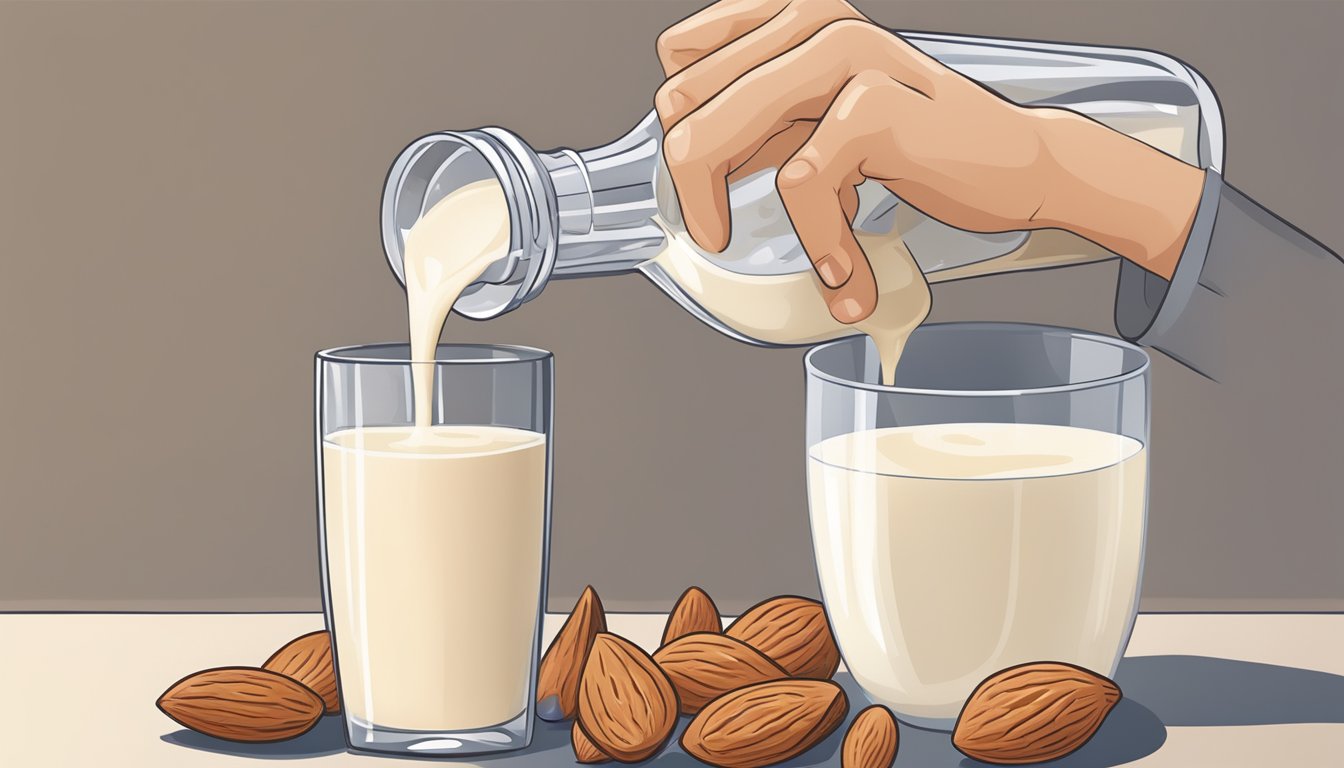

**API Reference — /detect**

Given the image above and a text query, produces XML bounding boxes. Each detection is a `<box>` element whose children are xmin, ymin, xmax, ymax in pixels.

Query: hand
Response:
<box><xmin>655</xmin><ymin>0</ymin><xmax>1205</xmax><ymax>323</ymax></box>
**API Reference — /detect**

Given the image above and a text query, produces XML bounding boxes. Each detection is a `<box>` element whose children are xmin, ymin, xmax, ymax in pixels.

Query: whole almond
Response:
<box><xmin>537</xmin><ymin>585</ymin><xmax>607</xmax><ymax>721</ymax></box>
<box><xmin>577</xmin><ymin>633</ymin><xmax>679</xmax><ymax>763</ymax></box>
<box><xmin>725</xmin><ymin>596</ymin><xmax>840</xmax><ymax>679</ymax></box>
<box><xmin>653</xmin><ymin>633</ymin><xmax>787</xmax><ymax>714</ymax></box>
<box><xmin>157</xmin><ymin>667</ymin><xmax>324</xmax><ymax>742</ymax></box>
<box><xmin>953</xmin><ymin>662</ymin><xmax>1121</xmax><ymax>765</ymax></box>
<box><xmin>572</xmin><ymin>721</ymin><xmax>611</xmax><ymax>764</ymax></box>
<box><xmin>842</xmin><ymin>705</ymin><xmax>899</xmax><ymax>768</ymax></box>
<box><xmin>681</xmin><ymin>679</ymin><xmax>848</xmax><ymax>768</ymax></box>
<box><xmin>662</xmin><ymin>586</ymin><xmax>722</xmax><ymax>646</ymax></box>
<box><xmin>263</xmin><ymin>630</ymin><xmax>339</xmax><ymax>714</ymax></box>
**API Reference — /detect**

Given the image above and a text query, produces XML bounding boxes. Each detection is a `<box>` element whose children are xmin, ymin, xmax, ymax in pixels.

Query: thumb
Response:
<box><xmin>775</xmin><ymin>140</ymin><xmax>876</xmax><ymax>325</ymax></box>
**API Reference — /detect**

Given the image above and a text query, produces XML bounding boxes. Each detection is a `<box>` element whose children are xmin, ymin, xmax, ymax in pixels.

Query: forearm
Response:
<box><xmin>1029</xmin><ymin>108</ymin><xmax>1205</xmax><ymax>280</ymax></box>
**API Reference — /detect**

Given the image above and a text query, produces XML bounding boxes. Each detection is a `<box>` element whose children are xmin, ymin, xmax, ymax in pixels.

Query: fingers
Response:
<box><xmin>777</xmin><ymin>73</ymin><xmax>910</xmax><ymax>324</ymax></box>
<box><xmin>662</xmin><ymin>21</ymin><xmax>867</xmax><ymax>252</ymax></box>
<box><xmin>657</xmin><ymin>0</ymin><xmax>789</xmax><ymax>76</ymax></box>
<box><xmin>655</xmin><ymin>1</ymin><xmax>864</xmax><ymax>129</ymax></box>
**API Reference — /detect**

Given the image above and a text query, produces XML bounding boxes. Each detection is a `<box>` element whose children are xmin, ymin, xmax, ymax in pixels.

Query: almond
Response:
<box><xmin>577</xmin><ymin>633</ymin><xmax>678</xmax><ymax>763</ymax></box>
<box><xmin>653</xmin><ymin>633</ymin><xmax>787</xmax><ymax>714</ymax></box>
<box><xmin>725</xmin><ymin>596</ymin><xmax>840</xmax><ymax>679</ymax></box>
<box><xmin>572</xmin><ymin>720</ymin><xmax>611</xmax><ymax>764</ymax></box>
<box><xmin>953</xmin><ymin>662</ymin><xmax>1121</xmax><ymax>765</ymax></box>
<box><xmin>842</xmin><ymin>705</ymin><xmax>899</xmax><ymax>768</ymax></box>
<box><xmin>681</xmin><ymin>679</ymin><xmax>848</xmax><ymax>768</ymax></box>
<box><xmin>157</xmin><ymin>667</ymin><xmax>324</xmax><ymax>742</ymax></box>
<box><xmin>538</xmin><ymin>585</ymin><xmax>607</xmax><ymax>721</ymax></box>
<box><xmin>662</xmin><ymin>586</ymin><xmax>722</xmax><ymax>645</ymax></box>
<box><xmin>263</xmin><ymin>630</ymin><xmax>339</xmax><ymax>714</ymax></box>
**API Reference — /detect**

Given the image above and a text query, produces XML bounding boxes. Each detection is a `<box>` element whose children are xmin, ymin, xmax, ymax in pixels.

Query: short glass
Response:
<box><xmin>805</xmin><ymin>323</ymin><xmax>1149</xmax><ymax>730</ymax></box>
<box><xmin>316</xmin><ymin>343</ymin><xmax>553</xmax><ymax>756</ymax></box>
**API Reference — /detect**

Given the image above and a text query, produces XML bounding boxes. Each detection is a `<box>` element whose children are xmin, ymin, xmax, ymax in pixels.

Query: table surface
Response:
<box><xmin>3</xmin><ymin>612</ymin><xmax>1342</xmax><ymax>767</ymax></box>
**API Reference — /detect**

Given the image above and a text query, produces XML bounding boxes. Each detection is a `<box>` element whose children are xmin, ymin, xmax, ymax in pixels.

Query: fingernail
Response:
<box><xmin>815</xmin><ymin>254</ymin><xmax>847</xmax><ymax>288</ymax></box>
<box><xmin>834</xmin><ymin>297</ymin><xmax>866</xmax><ymax>323</ymax></box>
<box><xmin>777</xmin><ymin>158</ymin><xmax>816</xmax><ymax>186</ymax></box>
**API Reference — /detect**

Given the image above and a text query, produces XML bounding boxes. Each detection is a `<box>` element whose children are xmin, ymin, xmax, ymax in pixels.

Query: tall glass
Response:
<box><xmin>316</xmin><ymin>343</ymin><xmax>553</xmax><ymax>757</ymax></box>
<box><xmin>805</xmin><ymin>323</ymin><xmax>1149</xmax><ymax>730</ymax></box>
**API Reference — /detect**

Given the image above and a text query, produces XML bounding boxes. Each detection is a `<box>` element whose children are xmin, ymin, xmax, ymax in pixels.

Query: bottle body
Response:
<box><xmin>381</xmin><ymin>31</ymin><xmax>1223</xmax><ymax>346</ymax></box>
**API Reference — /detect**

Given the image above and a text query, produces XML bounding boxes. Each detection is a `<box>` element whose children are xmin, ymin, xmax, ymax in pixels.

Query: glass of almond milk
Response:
<box><xmin>316</xmin><ymin>343</ymin><xmax>552</xmax><ymax>756</ymax></box>
<box><xmin>805</xmin><ymin>323</ymin><xmax>1149</xmax><ymax>730</ymax></box>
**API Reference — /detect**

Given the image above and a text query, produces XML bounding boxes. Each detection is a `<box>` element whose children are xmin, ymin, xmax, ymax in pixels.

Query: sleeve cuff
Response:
<box><xmin>1114</xmin><ymin>168</ymin><xmax>1223</xmax><ymax>343</ymax></box>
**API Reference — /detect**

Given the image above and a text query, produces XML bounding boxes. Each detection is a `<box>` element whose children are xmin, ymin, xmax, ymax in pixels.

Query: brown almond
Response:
<box><xmin>157</xmin><ymin>667</ymin><xmax>324</xmax><ymax>743</ymax></box>
<box><xmin>263</xmin><ymin>630</ymin><xmax>340</xmax><ymax>714</ymax></box>
<box><xmin>842</xmin><ymin>705</ymin><xmax>899</xmax><ymax>768</ymax></box>
<box><xmin>725</xmin><ymin>596</ymin><xmax>840</xmax><ymax>679</ymax></box>
<box><xmin>953</xmin><ymin>661</ymin><xmax>1121</xmax><ymax>765</ymax></box>
<box><xmin>653</xmin><ymin>633</ymin><xmax>787</xmax><ymax>714</ymax></box>
<box><xmin>577</xmin><ymin>633</ymin><xmax>678</xmax><ymax>763</ymax></box>
<box><xmin>572</xmin><ymin>720</ymin><xmax>611</xmax><ymax>764</ymax></box>
<box><xmin>681</xmin><ymin>679</ymin><xmax>848</xmax><ymax>768</ymax></box>
<box><xmin>662</xmin><ymin>586</ymin><xmax>722</xmax><ymax>646</ymax></box>
<box><xmin>537</xmin><ymin>585</ymin><xmax>607</xmax><ymax>721</ymax></box>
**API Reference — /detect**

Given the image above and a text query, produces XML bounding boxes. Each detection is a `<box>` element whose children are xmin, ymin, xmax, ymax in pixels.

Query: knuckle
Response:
<box><xmin>816</xmin><ymin>17</ymin><xmax>876</xmax><ymax>49</ymax></box>
<box><xmin>655</xmin><ymin>26</ymin><xmax>691</xmax><ymax>71</ymax></box>
<box><xmin>807</xmin><ymin>0</ymin><xmax>866</xmax><ymax>25</ymax></box>
<box><xmin>830</xmin><ymin>71</ymin><xmax>888</xmax><ymax>124</ymax></box>
<box><xmin>662</xmin><ymin>123</ymin><xmax>697</xmax><ymax>166</ymax></box>
<box><xmin>655</xmin><ymin>27</ymin><xmax>678</xmax><ymax>59</ymax></box>
<box><xmin>653</xmin><ymin>80</ymin><xmax>681</xmax><ymax>119</ymax></box>
<box><xmin>775</xmin><ymin>155</ymin><xmax>821</xmax><ymax>192</ymax></box>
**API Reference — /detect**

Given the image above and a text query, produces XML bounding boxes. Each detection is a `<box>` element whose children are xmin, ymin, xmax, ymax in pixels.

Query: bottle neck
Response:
<box><xmin>499</xmin><ymin>111</ymin><xmax>667</xmax><ymax>280</ymax></box>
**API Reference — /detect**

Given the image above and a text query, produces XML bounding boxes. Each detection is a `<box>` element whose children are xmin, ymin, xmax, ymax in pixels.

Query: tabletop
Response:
<box><xmin>3</xmin><ymin>612</ymin><xmax>1342</xmax><ymax>767</ymax></box>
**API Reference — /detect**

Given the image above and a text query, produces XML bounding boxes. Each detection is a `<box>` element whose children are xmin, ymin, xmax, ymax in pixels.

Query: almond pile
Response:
<box><xmin>549</xmin><ymin>587</ymin><xmax>1123</xmax><ymax>768</ymax></box>
<box><xmin>546</xmin><ymin>587</ymin><xmax>855</xmax><ymax>768</ymax></box>
<box><xmin>157</xmin><ymin>630</ymin><xmax>339</xmax><ymax>742</ymax></box>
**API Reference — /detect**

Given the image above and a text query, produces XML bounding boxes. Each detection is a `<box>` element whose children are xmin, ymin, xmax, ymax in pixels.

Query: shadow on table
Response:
<box><xmin>839</xmin><ymin>674</ymin><xmax>1166</xmax><ymax>768</ymax></box>
<box><xmin>162</xmin><ymin>715</ymin><xmax>345</xmax><ymax>759</ymax></box>
<box><xmin>1114</xmin><ymin>654</ymin><xmax>1344</xmax><ymax>726</ymax></box>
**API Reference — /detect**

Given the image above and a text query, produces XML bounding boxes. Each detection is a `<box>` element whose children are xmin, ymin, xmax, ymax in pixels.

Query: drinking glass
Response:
<box><xmin>316</xmin><ymin>343</ymin><xmax>553</xmax><ymax>756</ymax></box>
<box><xmin>805</xmin><ymin>323</ymin><xmax>1149</xmax><ymax>730</ymax></box>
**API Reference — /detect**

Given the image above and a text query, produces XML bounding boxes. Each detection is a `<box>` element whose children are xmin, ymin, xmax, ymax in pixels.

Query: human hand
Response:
<box><xmin>655</xmin><ymin>0</ymin><xmax>1204</xmax><ymax>323</ymax></box>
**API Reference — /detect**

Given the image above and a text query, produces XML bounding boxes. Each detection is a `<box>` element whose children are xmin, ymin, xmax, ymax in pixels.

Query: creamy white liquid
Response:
<box><xmin>808</xmin><ymin>423</ymin><xmax>1146</xmax><ymax>725</ymax></box>
<box><xmin>323</xmin><ymin>425</ymin><xmax>547</xmax><ymax>731</ymax></box>
<box><xmin>402</xmin><ymin>178</ymin><xmax>511</xmax><ymax>431</ymax></box>
<box><xmin>650</xmin><ymin>224</ymin><xmax>931</xmax><ymax>383</ymax></box>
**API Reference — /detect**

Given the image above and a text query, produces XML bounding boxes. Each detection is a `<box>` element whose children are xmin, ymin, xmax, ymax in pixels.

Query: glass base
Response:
<box><xmin>892</xmin><ymin>712</ymin><xmax>957</xmax><ymax>732</ymax></box>
<box><xmin>344</xmin><ymin>710</ymin><xmax>531</xmax><ymax>757</ymax></box>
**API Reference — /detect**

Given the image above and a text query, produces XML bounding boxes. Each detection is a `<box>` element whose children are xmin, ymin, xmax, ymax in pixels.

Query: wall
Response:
<box><xmin>2</xmin><ymin>0</ymin><xmax>1340</xmax><ymax>612</ymax></box>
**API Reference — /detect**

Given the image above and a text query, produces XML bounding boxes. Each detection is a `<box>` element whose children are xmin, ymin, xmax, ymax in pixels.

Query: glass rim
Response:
<box><xmin>316</xmin><ymin>342</ymin><xmax>553</xmax><ymax>366</ymax></box>
<box><xmin>804</xmin><ymin>321</ymin><xmax>1150</xmax><ymax>397</ymax></box>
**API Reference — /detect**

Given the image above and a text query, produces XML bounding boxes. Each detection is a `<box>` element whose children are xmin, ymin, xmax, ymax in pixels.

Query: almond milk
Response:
<box><xmin>323</xmin><ymin>426</ymin><xmax>546</xmax><ymax>731</ymax></box>
<box><xmin>808</xmin><ymin>422</ymin><xmax>1146</xmax><ymax>725</ymax></box>
<box><xmin>650</xmin><ymin>224</ymin><xmax>931</xmax><ymax>384</ymax></box>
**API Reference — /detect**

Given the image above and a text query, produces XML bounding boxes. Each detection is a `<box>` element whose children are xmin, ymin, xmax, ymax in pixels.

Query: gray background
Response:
<box><xmin>1</xmin><ymin>0</ymin><xmax>1339</xmax><ymax>613</ymax></box>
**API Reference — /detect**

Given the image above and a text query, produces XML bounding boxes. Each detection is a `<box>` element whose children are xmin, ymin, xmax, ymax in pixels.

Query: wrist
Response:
<box><xmin>1028</xmin><ymin>108</ymin><xmax>1204</xmax><ymax>280</ymax></box>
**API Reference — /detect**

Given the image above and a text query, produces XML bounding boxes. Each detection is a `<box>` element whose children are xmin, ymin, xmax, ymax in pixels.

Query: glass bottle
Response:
<box><xmin>381</xmin><ymin>31</ymin><xmax>1223</xmax><ymax>346</ymax></box>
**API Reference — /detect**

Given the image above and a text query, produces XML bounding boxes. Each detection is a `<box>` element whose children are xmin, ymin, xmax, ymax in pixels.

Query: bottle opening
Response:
<box><xmin>381</xmin><ymin>131</ymin><xmax>547</xmax><ymax>319</ymax></box>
